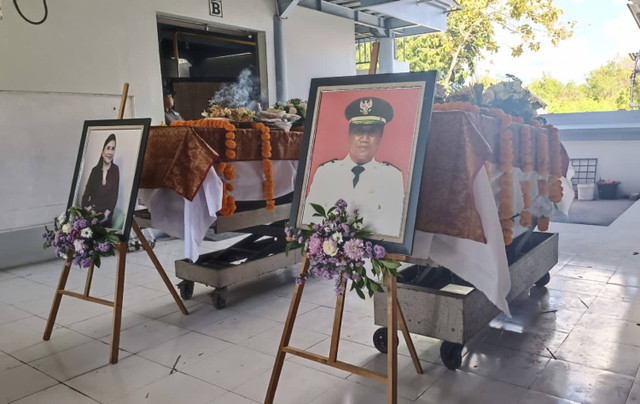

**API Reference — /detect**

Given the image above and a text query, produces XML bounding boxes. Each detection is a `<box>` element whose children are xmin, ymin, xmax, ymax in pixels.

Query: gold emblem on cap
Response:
<box><xmin>360</xmin><ymin>99</ymin><xmax>373</xmax><ymax>115</ymax></box>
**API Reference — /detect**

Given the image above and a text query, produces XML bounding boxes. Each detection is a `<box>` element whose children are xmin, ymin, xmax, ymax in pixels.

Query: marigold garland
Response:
<box><xmin>252</xmin><ymin>122</ymin><xmax>276</xmax><ymax>210</ymax></box>
<box><xmin>538</xmin><ymin>216</ymin><xmax>550</xmax><ymax>231</ymax></box>
<box><xmin>520</xmin><ymin>126</ymin><xmax>533</xmax><ymax>172</ymax></box>
<box><xmin>499</xmin><ymin>130</ymin><xmax>514</xmax><ymax>173</ymax></box>
<box><xmin>193</xmin><ymin>119</ymin><xmax>238</xmax><ymax>217</ymax></box>
<box><xmin>519</xmin><ymin>181</ymin><xmax>533</xmax><ymax>227</ymax></box>
<box><xmin>498</xmin><ymin>172</ymin><xmax>514</xmax><ymax>245</ymax></box>
<box><xmin>549</xmin><ymin>177</ymin><xmax>564</xmax><ymax>203</ymax></box>
<box><xmin>536</xmin><ymin>133</ymin><xmax>549</xmax><ymax>177</ymax></box>
<box><xmin>488</xmin><ymin>108</ymin><xmax>513</xmax><ymax>128</ymax></box>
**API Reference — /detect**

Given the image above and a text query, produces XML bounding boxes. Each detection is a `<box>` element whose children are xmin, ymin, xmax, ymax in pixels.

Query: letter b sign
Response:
<box><xmin>209</xmin><ymin>0</ymin><xmax>223</xmax><ymax>17</ymax></box>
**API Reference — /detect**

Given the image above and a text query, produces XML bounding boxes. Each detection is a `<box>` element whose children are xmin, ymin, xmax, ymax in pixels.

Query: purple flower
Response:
<box><xmin>373</xmin><ymin>245</ymin><xmax>386</xmax><ymax>259</ymax></box>
<box><xmin>343</xmin><ymin>239</ymin><xmax>365</xmax><ymax>260</ymax></box>
<box><xmin>334</xmin><ymin>199</ymin><xmax>347</xmax><ymax>209</ymax></box>
<box><xmin>284</xmin><ymin>227</ymin><xmax>292</xmax><ymax>237</ymax></box>
<box><xmin>308</xmin><ymin>234</ymin><xmax>323</xmax><ymax>256</ymax></box>
<box><xmin>91</xmin><ymin>218</ymin><xmax>98</xmax><ymax>225</ymax></box>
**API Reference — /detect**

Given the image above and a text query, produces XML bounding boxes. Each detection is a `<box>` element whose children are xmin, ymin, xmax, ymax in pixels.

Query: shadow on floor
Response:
<box><xmin>551</xmin><ymin>199</ymin><xmax>637</xmax><ymax>226</ymax></box>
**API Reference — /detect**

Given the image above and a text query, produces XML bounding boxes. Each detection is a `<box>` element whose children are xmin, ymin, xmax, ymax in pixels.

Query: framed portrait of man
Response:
<box><xmin>67</xmin><ymin>118</ymin><xmax>151</xmax><ymax>242</ymax></box>
<box><xmin>290</xmin><ymin>72</ymin><xmax>437</xmax><ymax>255</ymax></box>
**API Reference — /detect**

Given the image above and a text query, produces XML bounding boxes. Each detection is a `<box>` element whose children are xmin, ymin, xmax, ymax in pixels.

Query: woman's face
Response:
<box><xmin>102</xmin><ymin>140</ymin><xmax>116</xmax><ymax>164</ymax></box>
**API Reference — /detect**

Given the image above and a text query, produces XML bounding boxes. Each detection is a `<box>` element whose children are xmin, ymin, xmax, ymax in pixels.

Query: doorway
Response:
<box><xmin>157</xmin><ymin>16</ymin><xmax>267</xmax><ymax>120</ymax></box>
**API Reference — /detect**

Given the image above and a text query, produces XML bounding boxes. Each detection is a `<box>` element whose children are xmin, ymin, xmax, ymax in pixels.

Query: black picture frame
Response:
<box><xmin>67</xmin><ymin>118</ymin><xmax>151</xmax><ymax>242</ymax></box>
<box><xmin>290</xmin><ymin>72</ymin><xmax>437</xmax><ymax>256</ymax></box>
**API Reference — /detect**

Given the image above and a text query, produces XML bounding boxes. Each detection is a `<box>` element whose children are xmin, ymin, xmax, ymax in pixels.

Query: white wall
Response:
<box><xmin>564</xmin><ymin>140</ymin><xmax>640</xmax><ymax>197</ymax></box>
<box><xmin>282</xmin><ymin>7</ymin><xmax>356</xmax><ymax>100</ymax></box>
<box><xmin>0</xmin><ymin>1</ymin><xmax>357</xmax><ymax>267</ymax></box>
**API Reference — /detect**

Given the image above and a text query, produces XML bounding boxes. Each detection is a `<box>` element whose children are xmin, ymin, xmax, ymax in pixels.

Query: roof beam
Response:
<box><xmin>277</xmin><ymin>0</ymin><xmax>301</xmax><ymax>18</ymax></box>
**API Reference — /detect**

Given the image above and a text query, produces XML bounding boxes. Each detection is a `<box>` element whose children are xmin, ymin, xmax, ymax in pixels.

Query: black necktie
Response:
<box><xmin>352</xmin><ymin>165</ymin><xmax>365</xmax><ymax>188</ymax></box>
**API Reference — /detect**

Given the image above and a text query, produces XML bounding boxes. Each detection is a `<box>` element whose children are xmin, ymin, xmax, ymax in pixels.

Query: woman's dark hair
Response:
<box><xmin>95</xmin><ymin>133</ymin><xmax>117</xmax><ymax>168</ymax></box>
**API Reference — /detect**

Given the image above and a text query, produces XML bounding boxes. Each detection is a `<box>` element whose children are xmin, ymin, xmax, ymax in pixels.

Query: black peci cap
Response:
<box><xmin>344</xmin><ymin>97</ymin><xmax>394</xmax><ymax>125</ymax></box>
<box><xmin>163</xmin><ymin>87</ymin><xmax>175</xmax><ymax>96</ymax></box>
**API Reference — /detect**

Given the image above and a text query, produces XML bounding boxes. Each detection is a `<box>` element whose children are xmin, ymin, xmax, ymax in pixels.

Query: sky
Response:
<box><xmin>476</xmin><ymin>0</ymin><xmax>640</xmax><ymax>85</ymax></box>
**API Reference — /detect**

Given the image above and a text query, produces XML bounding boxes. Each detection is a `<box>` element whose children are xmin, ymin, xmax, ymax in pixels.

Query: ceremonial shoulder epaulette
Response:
<box><xmin>383</xmin><ymin>161</ymin><xmax>401</xmax><ymax>171</ymax></box>
<box><xmin>319</xmin><ymin>159</ymin><xmax>338</xmax><ymax>167</ymax></box>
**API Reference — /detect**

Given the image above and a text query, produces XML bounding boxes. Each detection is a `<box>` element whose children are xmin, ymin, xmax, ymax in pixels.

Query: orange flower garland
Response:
<box><xmin>252</xmin><ymin>122</ymin><xmax>276</xmax><ymax>210</ymax></box>
<box><xmin>196</xmin><ymin>120</ymin><xmax>237</xmax><ymax>217</ymax></box>
<box><xmin>545</xmin><ymin>124</ymin><xmax>564</xmax><ymax>203</ymax></box>
<box><xmin>520</xmin><ymin>126</ymin><xmax>533</xmax><ymax>172</ymax></box>
<box><xmin>538</xmin><ymin>216</ymin><xmax>550</xmax><ymax>232</ymax></box>
<box><xmin>536</xmin><ymin>133</ymin><xmax>549</xmax><ymax>177</ymax></box>
<box><xmin>499</xmin><ymin>130</ymin><xmax>514</xmax><ymax>173</ymax></box>
<box><xmin>488</xmin><ymin>108</ymin><xmax>513</xmax><ymax>129</ymax></box>
<box><xmin>519</xmin><ymin>181</ymin><xmax>533</xmax><ymax>227</ymax></box>
<box><xmin>498</xmin><ymin>172</ymin><xmax>514</xmax><ymax>245</ymax></box>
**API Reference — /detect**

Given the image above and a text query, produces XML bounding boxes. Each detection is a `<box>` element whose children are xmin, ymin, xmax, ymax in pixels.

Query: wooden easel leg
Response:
<box><xmin>397</xmin><ymin>299</ymin><xmax>423</xmax><ymax>374</ymax></box>
<box><xmin>265</xmin><ymin>254</ymin><xmax>310</xmax><ymax>404</ymax></box>
<box><xmin>386</xmin><ymin>275</ymin><xmax>398</xmax><ymax>404</ymax></box>
<box><xmin>43</xmin><ymin>256</ymin><xmax>73</xmax><ymax>340</ymax></box>
<box><xmin>83</xmin><ymin>262</ymin><xmax>95</xmax><ymax>297</ymax></box>
<box><xmin>328</xmin><ymin>280</ymin><xmax>347</xmax><ymax>363</ymax></box>
<box><xmin>110</xmin><ymin>242</ymin><xmax>127</xmax><ymax>364</ymax></box>
<box><xmin>131</xmin><ymin>220</ymin><xmax>189</xmax><ymax>315</ymax></box>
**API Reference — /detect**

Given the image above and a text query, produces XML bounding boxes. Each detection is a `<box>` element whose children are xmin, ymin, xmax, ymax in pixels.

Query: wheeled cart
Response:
<box><xmin>171</xmin><ymin>202</ymin><xmax>302</xmax><ymax>308</ymax></box>
<box><xmin>372</xmin><ymin>231</ymin><xmax>558</xmax><ymax>370</ymax></box>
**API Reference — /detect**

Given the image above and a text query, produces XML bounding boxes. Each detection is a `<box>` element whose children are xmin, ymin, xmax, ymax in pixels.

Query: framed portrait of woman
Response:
<box><xmin>290</xmin><ymin>72</ymin><xmax>437</xmax><ymax>255</ymax></box>
<box><xmin>67</xmin><ymin>118</ymin><xmax>151</xmax><ymax>242</ymax></box>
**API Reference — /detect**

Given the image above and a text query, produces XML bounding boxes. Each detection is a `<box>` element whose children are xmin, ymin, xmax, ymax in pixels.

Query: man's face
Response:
<box><xmin>163</xmin><ymin>94</ymin><xmax>174</xmax><ymax>110</ymax></box>
<box><xmin>348</xmin><ymin>124</ymin><xmax>383</xmax><ymax>165</ymax></box>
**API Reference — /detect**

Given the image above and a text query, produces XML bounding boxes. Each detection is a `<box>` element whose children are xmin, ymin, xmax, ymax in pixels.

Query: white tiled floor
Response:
<box><xmin>2</xmin><ymin>201</ymin><xmax>640</xmax><ymax>403</ymax></box>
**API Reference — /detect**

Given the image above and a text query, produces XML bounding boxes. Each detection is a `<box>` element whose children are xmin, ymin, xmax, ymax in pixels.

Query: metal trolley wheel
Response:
<box><xmin>535</xmin><ymin>272</ymin><xmax>551</xmax><ymax>287</ymax></box>
<box><xmin>372</xmin><ymin>327</ymin><xmax>399</xmax><ymax>354</ymax></box>
<box><xmin>440</xmin><ymin>341</ymin><xmax>464</xmax><ymax>370</ymax></box>
<box><xmin>177</xmin><ymin>280</ymin><xmax>194</xmax><ymax>300</ymax></box>
<box><xmin>211</xmin><ymin>287</ymin><xmax>228</xmax><ymax>309</ymax></box>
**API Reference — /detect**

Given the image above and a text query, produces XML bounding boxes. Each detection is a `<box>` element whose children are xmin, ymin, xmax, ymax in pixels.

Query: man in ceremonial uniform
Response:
<box><xmin>303</xmin><ymin>97</ymin><xmax>405</xmax><ymax>237</ymax></box>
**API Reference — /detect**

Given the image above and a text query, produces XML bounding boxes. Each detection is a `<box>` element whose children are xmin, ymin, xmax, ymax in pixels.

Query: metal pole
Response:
<box><xmin>273</xmin><ymin>15</ymin><xmax>288</xmax><ymax>102</ymax></box>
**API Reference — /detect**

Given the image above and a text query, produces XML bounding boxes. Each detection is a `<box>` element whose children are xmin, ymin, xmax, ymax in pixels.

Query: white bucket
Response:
<box><xmin>577</xmin><ymin>183</ymin><xmax>595</xmax><ymax>201</ymax></box>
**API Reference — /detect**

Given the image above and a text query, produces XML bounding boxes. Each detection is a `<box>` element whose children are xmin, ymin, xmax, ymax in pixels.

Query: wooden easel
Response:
<box><xmin>43</xmin><ymin>83</ymin><xmax>189</xmax><ymax>364</ymax></box>
<box><xmin>264</xmin><ymin>253</ymin><xmax>422</xmax><ymax>404</ymax></box>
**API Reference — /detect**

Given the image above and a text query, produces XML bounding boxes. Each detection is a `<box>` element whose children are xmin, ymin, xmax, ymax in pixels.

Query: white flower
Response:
<box><xmin>61</xmin><ymin>223</ymin><xmax>71</xmax><ymax>234</ymax></box>
<box><xmin>288</xmin><ymin>107</ymin><xmax>297</xmax><ymax>114</ymax></box>
<box><xmin>56</xmin><ymin>212</ymin><xmax>66</xmax><ymax>226</ymax></box>
<box><xmin>322</xmin><ymin>240</ymin><xmax>339</xmax><ymax>256</ymax></box>
<box><xmin>59</xmin><ymin>253</ymin><xmax>67</xmax><ymax>260</ymax></box>
<box><xmin>353</xmin><ymin>222</ymin><xmax>362</xmax><ymax>230</ymax></box>
<box><xmin>74</xmin><ymin>239</ymin><xmax>85</xmax><ymax>253</ymax></box>
<box><xmin>81</xmin><ymin>228</ymin><xmax>93</xmax><ymax>238</ymax></box>
<box><xmin>332</xmin><ymin>232</ymin><xmax>343</xmax><ymax>243</ymax></box>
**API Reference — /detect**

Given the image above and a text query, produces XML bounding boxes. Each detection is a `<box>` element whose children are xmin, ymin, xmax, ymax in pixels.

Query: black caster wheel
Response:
<box><xmin>211</xmin><ymin>288</ymin><xmax>227</xmax><ymax>309</ymax></box>
<box><xmin>535</xmin><ymin>272</ymin><xmax>551</xmax><ymax>287</ymax></box>
<box><xmin>373</xmin><ymin>327</ymin><xmax>388</xmax><ymax>353</ymax></box>
<box><xmin>177</xmin><ymin>280</ymin><xmax>194</xmax><ymax>300</ymax></box>
<box><xmin>440</xmin><ymin>341</ymin><xmax>463</xmax><ymax>370</ymax></box>
<box><xmin>372</xmin><ymin>327</ymin><xmax>399</xmax><ymax>354</ymax></box>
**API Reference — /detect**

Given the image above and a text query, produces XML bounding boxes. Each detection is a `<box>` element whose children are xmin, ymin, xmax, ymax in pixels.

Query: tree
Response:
<box><xmin>528</xmin><ymin>58</ymin><xmax>640</xmax><ymax>113</ymax></box>
<box><xmin>396</xmin><ymin>0</ymin><xmax>574</xmax><ymax>87</ymax></box>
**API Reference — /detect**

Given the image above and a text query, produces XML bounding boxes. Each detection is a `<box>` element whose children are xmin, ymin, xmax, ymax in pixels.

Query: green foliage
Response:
<box><xmin>396</xmin><ymin>0</ymin><xmax>574</xmax><ymax>87</ymax></box>
<box><xmin>528</xmin><ymin>57</ymin><xmax>640</xmax><ymax>113</ymax></box>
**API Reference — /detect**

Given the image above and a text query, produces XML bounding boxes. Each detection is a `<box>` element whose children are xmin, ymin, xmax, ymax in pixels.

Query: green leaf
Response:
<box><xmin>310</xmin><ymin>203</ymin><xmax>326</xmax><ymax>218</ymax></box>
<box><xmin>285</xmin><ymin>242</ymin><xmax>292</xmax><ymax>256</ymax></box>
<box><xmin>355</xmin><ymin>287</ymin><xmax>365</xmax><ymax>300</ymax></box>
<box><xmin>94</xmin><ymin>255</ymin><xmax>101</xmax><ymax>268</ymax></box>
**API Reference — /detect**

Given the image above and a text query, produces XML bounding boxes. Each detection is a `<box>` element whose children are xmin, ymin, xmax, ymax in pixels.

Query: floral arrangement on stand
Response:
<box><xmin>285</xmin><ymin>200</ymin><xmax>400</xmax><ymax>299</ymax></box>
<box><xmin>42</xmin><ymin>207</ymin><xmax>119</xmax><ymax>268</ymax></box>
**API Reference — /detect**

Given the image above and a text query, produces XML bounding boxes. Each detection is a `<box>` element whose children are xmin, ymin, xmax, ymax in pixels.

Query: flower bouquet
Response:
<box><xmin>285</xmin><ymin>199</ymin><xmax>401</xmax><ymax>299</ymax></box>
<box><xmin>42</xmin><ymin>207</ymin><xmax>120</xmax><ymax>269</ymax></box>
